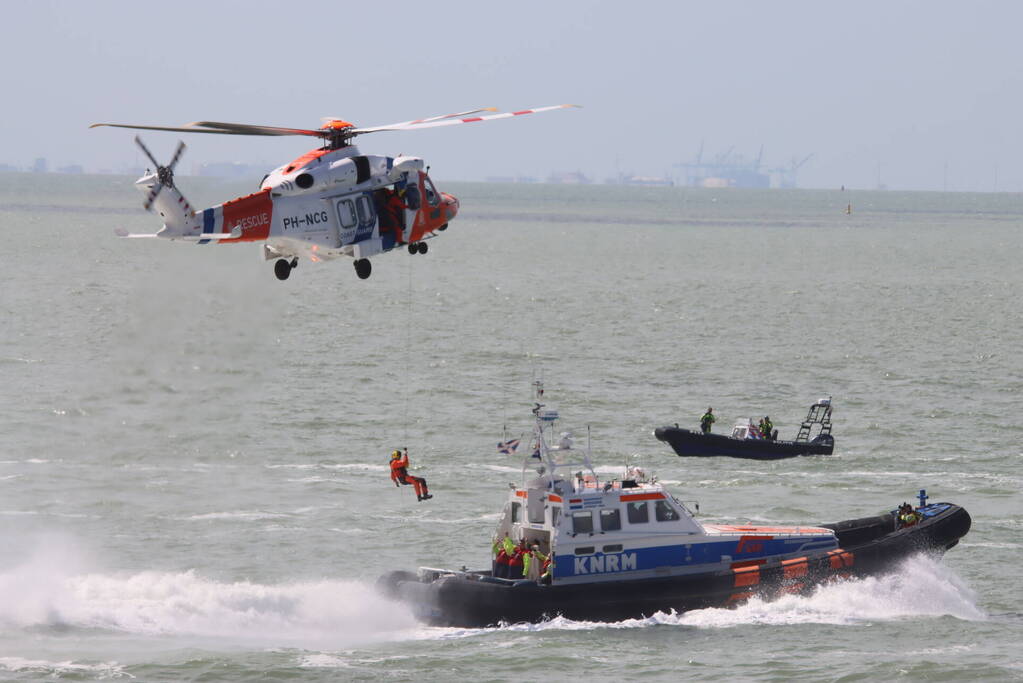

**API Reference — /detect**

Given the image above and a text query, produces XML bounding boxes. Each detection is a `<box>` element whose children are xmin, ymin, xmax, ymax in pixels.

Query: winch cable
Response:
<box><xmin>398</xmin><ymin>246</ymin><xmax>414</xmax><ymax>498</ymax></box>
<box><xmin>403</xmin><ymin>249</ymin><xmax>413</xmax><ymax>447</ymax></box>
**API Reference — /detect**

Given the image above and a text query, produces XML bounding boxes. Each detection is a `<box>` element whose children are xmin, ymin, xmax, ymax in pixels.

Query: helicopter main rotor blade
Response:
<box><xmin>351</xmin><ymin>104</ymin><xmax>580</xmax><ymax>135</ymax></box>
<box><xmin>92</xmin><ymin>123</ymin><xmax>259</xmax><ymax>135</ymax></box>
<box><xmin>340</xmin><ymin>107</ymin><xmax>498</xmax><ymax>131</ymax></box>
<box><xmin>186</xmin><ymin>121</ymin><xmax>325</xmax><ymax>137</ymax></box>
<box><xmin>134</xmin><ymin>136</ymin><xmax>161</xmax><ymax>170</ymax></box>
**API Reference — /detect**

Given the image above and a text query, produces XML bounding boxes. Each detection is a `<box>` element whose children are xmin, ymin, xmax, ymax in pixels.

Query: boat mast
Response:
<box><xmin>525</xmin><ymin>379</ymin><xmax>599</xmax><ymax>490</ymax></box>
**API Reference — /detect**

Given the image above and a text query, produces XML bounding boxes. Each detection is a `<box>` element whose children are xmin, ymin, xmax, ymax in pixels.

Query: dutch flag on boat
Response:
<box><xmin>498</xmin><ymin>439</ymin><xmax>520</xmax><ymax>455</ymax></box>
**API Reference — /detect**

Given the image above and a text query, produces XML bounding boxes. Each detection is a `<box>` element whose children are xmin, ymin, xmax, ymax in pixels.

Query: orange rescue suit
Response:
<box><xmin>390</xmin><ymin>452</ymin><xmax>429</xmax><ymax>499</ymax></box>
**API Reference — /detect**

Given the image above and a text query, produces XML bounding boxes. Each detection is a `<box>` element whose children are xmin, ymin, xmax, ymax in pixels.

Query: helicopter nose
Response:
<box><xmin>442</xmin><ymin>193</ymin><xmax>459</xmax><ymax>221</ymax></box>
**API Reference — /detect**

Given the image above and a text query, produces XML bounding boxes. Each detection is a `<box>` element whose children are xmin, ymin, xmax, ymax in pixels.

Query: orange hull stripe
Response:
<box><xmin>733</xmin><ymin>566</ymin><xmax>760</xmax><ymax>587</ymax></box>
<box><xmin>782</xmin><ymin>557</ymin><xmax>809</xmax><ymax>579</ymax></box>
<box><xmin>727</xmin><ymin>591</ymin><xmax>754</xmax><ymax>603</ymax></box>
<box><xmin>730</xmin><ymin>558</ymin><xmax>767</xmax><ymax>569</ymax></box>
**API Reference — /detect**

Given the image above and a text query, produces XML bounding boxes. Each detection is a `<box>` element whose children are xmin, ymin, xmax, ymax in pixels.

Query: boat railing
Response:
<box><xmin>417</xmin><ymin>566</ymin><xmax>476</xmax><ymax>581</ymax></box>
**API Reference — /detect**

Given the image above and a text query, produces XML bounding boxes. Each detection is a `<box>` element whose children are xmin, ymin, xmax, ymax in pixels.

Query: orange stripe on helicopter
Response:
<box><xmin>548</xmin><ymin>494</ymin><xmax>562</xmax><ymax>503</ymax></box>
<box><xmin>282</xmin><ymin>148</ymin><xmax>333</xmax><ymax>174</ymax></box>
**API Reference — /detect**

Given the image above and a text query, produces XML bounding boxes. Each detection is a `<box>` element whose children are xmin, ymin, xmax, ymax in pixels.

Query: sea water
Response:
<box><xmin>0</xmin><ymin>174</ymin><xmax>1021</xmax><ymax>680</ymax></box>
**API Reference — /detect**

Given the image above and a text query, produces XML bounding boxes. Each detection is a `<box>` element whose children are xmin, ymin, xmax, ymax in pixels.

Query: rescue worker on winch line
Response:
<box><xmin>700</xmin><ymin>407</ymin><xmax>716</xmax><ymax>434</ymax></box>
<box><xmin>390</xmin><ymin>448</ymin><xmax>432</xmax><ymax>501</ymax></box>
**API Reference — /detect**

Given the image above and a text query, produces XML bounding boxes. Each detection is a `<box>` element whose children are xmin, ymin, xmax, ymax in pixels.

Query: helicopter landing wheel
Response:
<box><xmin>408</xmin><ymin>243</ymin><xmax>418</xmax><ymax>254</ymax></box>
<box><xmin>354</xmin><ymin>258</ymin><xmax>372</xmax><ymax>280</ymax></box>
<box><xmin>274</xmin><ymin>258</ymin><xmax>292</xmax><ymax>281</ymax></box>
<box><xmin>437</xmin><ymin>223</ymin><xmax>448</xmax><ymax>231</ymax></box>
<box><xmin>417</xmin><ymin>242</ymin><xmax>428</xmax><ymax>254</ymax></box>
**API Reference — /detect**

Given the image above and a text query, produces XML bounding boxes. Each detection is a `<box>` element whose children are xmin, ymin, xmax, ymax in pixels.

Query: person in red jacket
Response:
<box><xmin>389</xmin><ymin>448</ymin><xmax>432</xmax><ymax>501</ymax></box>
<box><xmin>506</xmin><ymin>540</ymin><xmax>527</xmax><ymax>579</ymax></box>
<box><xmin>494</xmin><ymin>547</ymin><xmax>511</xmax><ymax>578</ymax></box>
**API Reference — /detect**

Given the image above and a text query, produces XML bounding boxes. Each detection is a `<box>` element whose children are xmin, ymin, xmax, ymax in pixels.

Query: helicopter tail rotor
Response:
<box><xmin>135</xmin><ymin>136</ymin><xmax>186</xmax><ymax>212</ymax></box>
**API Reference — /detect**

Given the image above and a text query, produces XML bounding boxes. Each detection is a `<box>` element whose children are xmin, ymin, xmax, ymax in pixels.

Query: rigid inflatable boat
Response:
<box><xmin>655</xmin><ymin>398</ymin><xmax>835</xmax><ymax>460</ymax></box>
<box><xmin>378</xmin><ymin>386</ymin><xmax>969</xmax><ymax>627</ymax></box>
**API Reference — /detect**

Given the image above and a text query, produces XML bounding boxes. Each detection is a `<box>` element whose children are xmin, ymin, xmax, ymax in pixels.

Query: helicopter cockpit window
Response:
<box><xmin>336</xmin><ymin>199</ymin><xmax>357</xmax><ymax>229</ymax></box>
<box><xmin>423</xmin><ymin>176</ymin><xmax>440</xmax><ymax>207</ymax></box>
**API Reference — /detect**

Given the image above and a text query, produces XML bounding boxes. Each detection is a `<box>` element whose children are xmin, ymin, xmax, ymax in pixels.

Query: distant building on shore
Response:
<box><xmin>547</xmin><ymin>170</ymin><xmax>591</xmax><ymax>184</ymax></box>
<box><xmin>605</xmin><ymin>173</ymin><xmax>674</xmax><ymax>187</ymax></box>
<box><xmin>485</xmin><ymin>176</ymin><xmax>539</xmax><ymax>183</ymax></box>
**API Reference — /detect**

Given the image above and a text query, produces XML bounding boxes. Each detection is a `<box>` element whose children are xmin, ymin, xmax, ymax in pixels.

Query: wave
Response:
<box><xmin>0</xmin><ymin>657</ymin><xmax>130</xmax><ymax>678</ymax></box>
<box><xmin>0</xmin><ymin>542</ymin><xmax>422</xmax><ymax>650</ymax></box>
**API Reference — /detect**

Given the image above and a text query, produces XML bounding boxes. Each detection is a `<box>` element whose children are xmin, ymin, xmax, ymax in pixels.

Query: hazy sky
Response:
<box><xmin>2</xmin><ymin>1</ymin><xmax>1021</xmax><ymax>191</ymax></box>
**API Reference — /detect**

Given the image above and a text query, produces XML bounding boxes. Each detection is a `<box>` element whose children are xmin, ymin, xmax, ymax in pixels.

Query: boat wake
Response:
<box><xmin>0</xmin><ymin>541</ymin><xmax>421</xmax><ymax>649</ymax></box>
<box><xmin>439</xmin><ymin>555</ymin><xmax>984</xmax><ymax>637</ymax></box>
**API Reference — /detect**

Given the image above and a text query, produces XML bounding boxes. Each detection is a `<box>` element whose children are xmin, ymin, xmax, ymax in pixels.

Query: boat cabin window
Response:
<box><xmin>527</xmin><ymin>495</ymin><xmax>545</xmax><ymax>524</ymax></box>
<box><xmin>602</xmin><ymin>544</ymin><xmax>623</xmax><ymax>553</ymax></box>
<box><xmin>574</xmin><ymin>546</ymin><xmax>595</xmax><ymax>556</ymax></box>
<box><xmin>655</xmin><ymin>500</ymin><xmax>681</xmax><ymax>522</ymax></box>
<box><xmin>510</xmin><ymin>502</ymin><xmax>521</xmax><ymax>524</ymax></box>
<box><xmin>600</xmin><ymin>508</ymin><xmax>621</xmax><ymax>532</ymax></box>
<box><xmin>571</xmin><ymin>510</ymin><xmax>593</xmax><ymax>535</ymax></box>
<box><xmin>551</xmin><ymin>506</ymin><xmax>562</xmax><ymax>528</ymax></box>
<box><xmin>626</xmin><ymin>501</ymin><xmax>649</xmax><ymax>524</ymax></box>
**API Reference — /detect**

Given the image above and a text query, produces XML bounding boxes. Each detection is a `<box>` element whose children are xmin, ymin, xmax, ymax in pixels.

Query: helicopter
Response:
<box><xmin>91</xmin><ymin>104</ymin><xmax>578</xmax><ymax>281</ymax></box>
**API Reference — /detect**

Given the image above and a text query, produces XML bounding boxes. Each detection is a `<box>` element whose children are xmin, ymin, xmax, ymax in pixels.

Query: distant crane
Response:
<box><xmin>674</xmin><ymin>143</ymin><xmax>771</xmax><ymax>188</ymax></box>
<box><xmin>770</xmin><ymin>153</ymin><xmax>814</xmax><ymax>189</ymax></box>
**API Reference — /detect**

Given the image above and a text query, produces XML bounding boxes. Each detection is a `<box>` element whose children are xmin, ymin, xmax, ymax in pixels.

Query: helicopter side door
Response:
<box><xmin>333</xmin><ymin>192</ymin><xmax>378</xmax><ymax>247</ymax></box>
